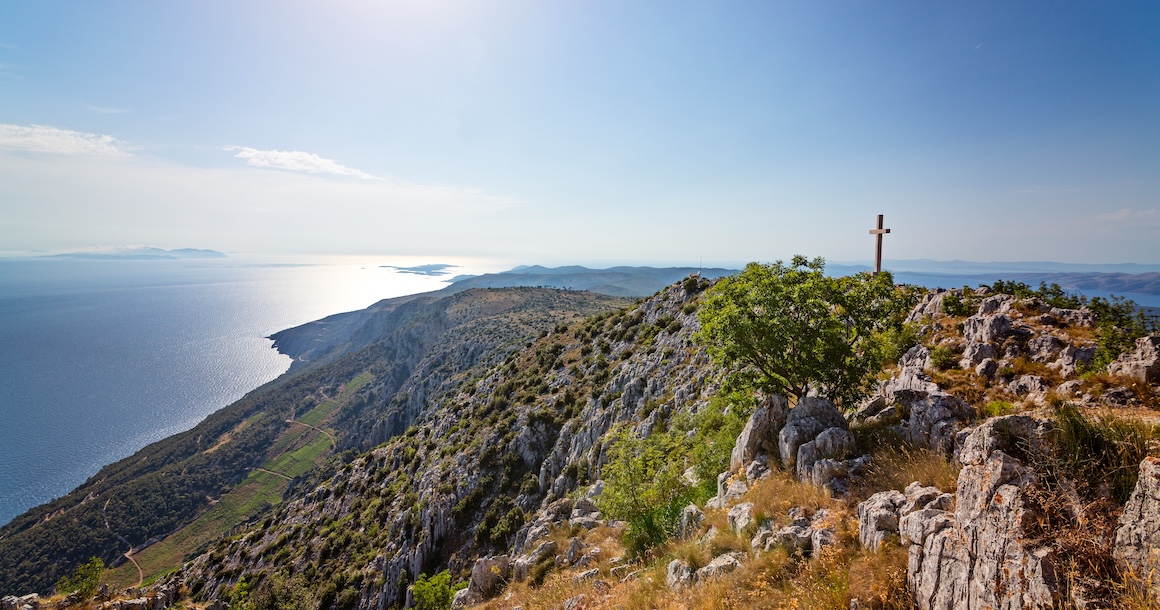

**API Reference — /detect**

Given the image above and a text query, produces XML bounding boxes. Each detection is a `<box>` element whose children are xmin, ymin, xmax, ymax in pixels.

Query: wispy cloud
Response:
<box><xmin>0</xmin><ymin>62</ymin><xmax>21</xmax><ymax>79</ymax></box>
<box><xmin>83</xmin><ymin>103</ymin><xmax>130</xmax><ymax>115</ymax></box>
<box><xmin>1094</xmin><ymin>208</ymin><xmax>1160</xmax><ymax>224</ymax></box>
<box><xmin>224</xmin><ymin>146</ymin><xmax>374</xmax><ymax>179</ymax></box>
<box><xmin>0</xmin><ymin>124</ymin><xmax>125</xmax><ymax>155</ymax></box>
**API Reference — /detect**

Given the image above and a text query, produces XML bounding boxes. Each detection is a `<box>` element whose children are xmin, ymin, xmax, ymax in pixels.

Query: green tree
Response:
<box><xmin>412</xmin><ymin>571</ymin><xmax>453</xmax><ymax>610</ymax></box>
<box><xmin>53</xmin><ymin>556</ymin><xmax>104</xmax><ymax>599</ymax></box>
<box><xmin>697</xmin><ymin>256</ymin><xmax>911</xmax><ymax>407</ymax></box>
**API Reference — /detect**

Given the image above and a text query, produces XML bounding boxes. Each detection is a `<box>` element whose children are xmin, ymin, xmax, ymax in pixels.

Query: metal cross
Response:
<box><xmin>869</xmin><ymin>214</ymin><xmax>891</xmax><ymax>275</ymax></box>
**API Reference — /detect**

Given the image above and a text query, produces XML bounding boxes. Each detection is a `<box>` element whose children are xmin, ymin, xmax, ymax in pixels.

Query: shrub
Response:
<box><xmin>412</xmin><ymin>571</ymin><xmax>453</xmax><ymax>610</ymax></box>
<box><xmin>54</xmin><ymin>557</ymin><xmax>103</xmax><ymax>600</ymax></box>
<box><xmin>940</xmin><ymin>293</ymin><xmax>974</xmax><ymax>317</ymax></box>
<box><xmin>929</xmin><ymin>347</ymin><xmax>957</xmax><ymax>371</ymax></box>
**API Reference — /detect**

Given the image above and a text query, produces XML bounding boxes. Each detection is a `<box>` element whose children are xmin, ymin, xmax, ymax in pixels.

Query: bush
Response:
<box><xmin>54</xmin><ymin>557</ymin><xmax>103</xmax><ymax>600</ymax></box>
<box><xmin>929</xmin><ymin>347</ymin><xmax>957</xmax><ymax>371</ymax></box>
<box><xmin>940</xmin><ymin>292</ymin><xmax>974</xmax><ymax>317</ymax></box>
<box><xmin>412</xmin><ymin>571</ymin><xmax>453</xmax><ymax>610</ymax></box>
<box><xmin>598</xmin><ymin>427</ymin><xmax>695</xmax><ymax>555</ymax></box>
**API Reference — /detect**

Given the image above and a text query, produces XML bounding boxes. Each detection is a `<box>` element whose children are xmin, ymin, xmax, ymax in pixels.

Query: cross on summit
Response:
<box><xmin>869</xmin><ymin>214</ymin><xmax>891</xmax><ymax>275</ymax></box>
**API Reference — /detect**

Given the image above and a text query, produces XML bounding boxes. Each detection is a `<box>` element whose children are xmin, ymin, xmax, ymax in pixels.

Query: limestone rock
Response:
<box><xmin>727</xmin><ymin>502</ymin><xmax>755</xmax><ymax>534</ymax></box>
<box><xmin>572</xmin><ymin>568</ymin><xmax>600</xmax><ymax>583</ymax></box>
<box><xmin>695</xmin><ymin>553</ymin><xmax>743</xmax><ymax>580</ymax></box>
<box><xmin>1007</xmin><ymin>375</ymin><xmax>1049</xmax><ymax>397</ymax></box>
<box><xmin>1027</xmin><ymin>334</ymin><xmax>1067</xmax><ymax>364</ymax></box>
<box><xmin>978</xmin><ymin>294</ymin><xmax>1015</xmax><ymax>315</ymax></box>
<box><xmin>571</xmin><ymin>497</ymin><xmax>600</xmax><ymax>520</ymax></box>
<box><xmin>729</xmin><ymin>395</ymin><xmax>788</xmax><ymax>472</ymax></box>
<box><xmin>774</xmin><ymin>525</ymin><xmax>813</xmax><ymax>554</ymax></box>
<box><xmin>665</xmin><ymin>559</ymin><xmax>694</xmax><ymax>591</ymax></box>
<box><xmin>1049</xmin><ymin>307</ymin><xmax>1094</xmax><ymax>328</ymax></box>
<box><xmin>1048</xmin><ymin>345</ymin><xmax>1095</xmax><ymax>378</ymax></box>
<box><xmin>467</xmin><ymin>555</ymin><xmax>510</xmax><ymax>600</ymax></box>
<box><xmin>899</xmin><ymin>345</ymin><xmax>933</xmax><ymax>372</ymax></box>
<box><xmin>1114</xmin><ymin>457</ymin><xmax>1160</xmax><ymax>601</ymax></box>
<box><xmin>857</xmin><ymin>490</ymin><xmax>905</xmax><ymax>551</ymax></box>
<box><xmin>513</xmin><ymin>540</ymin><xmax>557</xmax><ymax>582</ymax></box>
<box><xmin>905</xmin><ymin>415</ymin><xmax>1061</xmax><ymax>610</ymax></box>
<box><xmin>959</xmin><ymin>342</ymin><xmax>996</xmax><ymax>369</ymax></box>
<box><xmin>679</xmin><ymin>504</ymin><xmax>704</xmax><ymax>539</ymax></box>
<box><xmin>778</xmin><ymin>397</ymin><xmax>846</xmax><ymax>471</ymax></box>
<box><xmin>811</xmin><ymin>527</ymin><xmax>837</xmax><ymax>554</ymax></box>
<box><xmin>905</xmin><ymin>392</ymin><xmax>973</xmax><ymax>455</ymax></box>
<box><xmin>744</xmin><ymin>454</ymin><xmax>771</xmax><ymax>484</ymax></box>
<box><xmin>563</xmin><ymin>594</ymin><xmax>587</xmax><ymax>610</ymax></box>
<box><xmin>901</xmin><ymin>482</ymin><xmax>943</xmax><ymax>517</ymax></box>
<box><xmin>1109</xmin><ymin>335</ymin><xmax>1160</xmax><ymax>384</ymax></box>
<box><xmin>962</xmin><ymin>314</ymin><xmax>1012</xmax><ymax>344</ymax></box>
<box><xmin>975</xmin><ymin>358</ymin><xmax>999</xmax><ymax>379</ymax></box>
<box><xmin>795</xmin><ymin>427</ymin><xmax>855</xmax><ymax>482</ymax></box>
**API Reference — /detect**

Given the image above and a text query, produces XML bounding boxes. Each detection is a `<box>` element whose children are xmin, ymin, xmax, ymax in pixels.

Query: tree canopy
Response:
<box><xmin>697</xmin><ymin>256</ymin><xmax>912</xmax><ymax>407</ymax></box>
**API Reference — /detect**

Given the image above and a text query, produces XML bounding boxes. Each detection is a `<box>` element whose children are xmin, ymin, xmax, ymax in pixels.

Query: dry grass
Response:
<box><xmin>851</xmin><ymin>442</ymin><xmax>960</xmax><ymax>503</ymax></box>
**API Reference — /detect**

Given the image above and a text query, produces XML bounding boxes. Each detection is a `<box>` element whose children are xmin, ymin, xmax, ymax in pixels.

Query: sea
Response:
<box><xmin>0</xmin><ymin>255</ymin><xmax>504</xmax><ymax>526</ymax></box>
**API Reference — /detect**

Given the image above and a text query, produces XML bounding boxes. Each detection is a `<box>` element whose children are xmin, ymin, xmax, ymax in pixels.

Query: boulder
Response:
<box><xmin>665</xmin><ymin>559</ymin><xmax>694</xmax><ymax>591</ymax></box>
<box><xmin>900</xmin><ymin>345</ymin><xmax>933</xmax><ymax>372</ymax></box>
<box><xmin>695</xmin><ymin>553</ymin><xmax>743</xmax><ymax>580</ymax></box>
<box><xmin>959</xmin><ymin>342</ymin><xmax>996</xmax><ymax>369</ymax></box>
<box><xmin>513</xmin><ymin>540</ymin><xmax>557</xmax><ymax>582</ymax></box>
<box><xmin>1048</xmin><ymin>345</ymin><xmax>1095</xmax><ymax>378</ymax></box>
<box><xmin>1049</xmin><ymin>307</ymin><xmax>1094</xmax><ymax>328</ymax></box>
<box><xmin>905</xmin><ymin>415</ymin><xmax>1062</xmax><ymax>610</ymax></box>
<box><xmin>1027</xmin><ymin>334</ymin><xmax>1067</xmax><ymax>364</ymax></box>
<box><xmin>571</xmin><ymin>497</ymin><xmax>600</xmax><ymax>520</ymax></box>
<box><xmin>904</xmin><ymin>392</ymin><xmax>973</xmax><ymax>455</ymax></box>
<box><xmin>901</xmin><ymin>482</ymin><xmax>943</xmax><ymax>517</ymax></box>
<box><xmin>975</xmin><ymin>358</ymin><xmax>999</xmax><ymax>379</ymax></box>
<box><xmin>729</xmin><ymin>395</ymin><xmax>788</xmax><ymax>472</ymax></box>
<box><xmin>977</xmin><ymin>294</ymin><xmax>1015</xmax><ymax>315</ymax></box>
<box><xmin>467</xmin><ymin>555</ymin><xmax>510</xmax><ymax>599</ymax></box>
<box><xmin>562</xmin><ymin>594</ymin><xmax>587</xmax><ymax>610</ymax></box>
<box><xmin>773</xmin><ymin>525</ymin><xmax>813</xmax><ymax>554</ymax></box>
<box><xmin>679</xmin><ymin>504</ymin><xmax>704</xmax><ymax>539</ymax></box>
<box><xmin>744</xmin><ymin>454</ymin><xmax>771</xmax><ymax>484</ymax></box>
<box><xmin>1114</xmin><ymin>457</ymin><xmax>1160</xmax><ymax>601</ymax></box>
<box><xmin>962</xmin><ymin>314</ymin><xmax>1012</xmax><ymax>344</ymax></box>
<box><xmin>857</xmin><ymin>490</ymin><xmax>906</xmax><ymax>551</ymax></box>
<box><xmin>811</xmin><ymin>528</ymin><xmax>838</xmax><ymax>554</ymax></box>
<box><xmin>565</xmin><ymin>537</ymin><xmax>586</xmax><ymax>565</ymax></box>
<box><xmin>1109</xmin><ymin>335</ymin><xmax>1160</xmax><ymax>384</ymax></box>
<box><xmin>727</xmin><ymin>502</ymin><xmax>755</xmax><ymax>534</ymax></box>
<box><xmin>778</xmin><ymin>397</ymin><xmax>846</xmax><ymax>471</ymax></box>
<box><xmin>572</xmin><ymin>568</ymin><xmax>600</xmax><ymax>583</ymax></box>
<box><xmin>795</xmin><ymin>427</ymin><xmax>855</xmax><ymax>482</ymax></box>
<box><xmin>1007</xmin><ymin>375</ymin><xmax>1049</xmax><ymax>397</ymax></box>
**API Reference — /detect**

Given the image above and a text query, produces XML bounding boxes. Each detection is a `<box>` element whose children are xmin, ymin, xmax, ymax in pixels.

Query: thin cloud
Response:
<box><xmin>224</xmin><ymin>146</ymin><xmax>374</xmax><ymax>179</ymax></box>
<box><xmin>83</xmin><ymin>103</ymin><xmax>130</xmax><ymax>115</ymax></box>
<box><xmin>0</xmin><ymin>62</ymin><xmax>22</xmax><ymax>79</ymax></box>
<box><xmin>1094</xmin><ymin>208</ymin><xmax>1160</xmax><ymax>224</ymax></box>
<box><xmin>0</xmin><ymin>124</ymin><xmax>125</xmax><ymax>155</ymax></box>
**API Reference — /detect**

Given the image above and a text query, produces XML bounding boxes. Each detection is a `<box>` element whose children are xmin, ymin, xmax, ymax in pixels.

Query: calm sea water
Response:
<box><xmin>0</xmin><ymin>256</ymin><xmax>500</xmax><ymax>526</ymax></box>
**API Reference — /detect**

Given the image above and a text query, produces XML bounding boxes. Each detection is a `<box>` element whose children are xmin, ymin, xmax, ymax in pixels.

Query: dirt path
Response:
<box><xmin>253</xmin><ymin>467</ymin><xmax>292</xmax><ymax>480</ymax></box>
<box><xmin>103</xmin><ymin>497</ymin><xmax>143</xmax><ymax>587</ymax></box>
<box><xmin>286</xmin><ymin>419</ymin><xmax>337</xmax><ymax>449</ymax></box>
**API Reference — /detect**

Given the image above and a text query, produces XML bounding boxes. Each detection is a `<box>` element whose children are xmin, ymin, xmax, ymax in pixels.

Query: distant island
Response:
<box><xmin>379</xmin><ymin>263</ymin><xmax>458</xmax><ymax>276</ymax></box>
<box><xmin>42</xmin><ymin>247</ymin><xmax>227</xmax><ymax>260</ymax></box>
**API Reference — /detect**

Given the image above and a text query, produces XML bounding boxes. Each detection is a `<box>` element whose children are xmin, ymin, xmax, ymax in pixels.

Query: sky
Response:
<box><xmin>0</xmin><ymin>1</ymin><xmax>1157</xmax><ymax>266</ymax></box>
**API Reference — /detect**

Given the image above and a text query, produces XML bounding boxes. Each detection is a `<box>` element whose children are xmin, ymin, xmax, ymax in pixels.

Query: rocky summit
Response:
<box><xmin>3</xmin><ymin>273</ymin><xmax>1160</xmax><ymax>610</ymax></box>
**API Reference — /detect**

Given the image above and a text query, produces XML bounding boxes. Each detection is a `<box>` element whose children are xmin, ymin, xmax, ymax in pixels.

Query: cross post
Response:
<box><xmin>869</xmin><ymin>214</ymin><xmax>891</xmax><ymax>275</ymax></box>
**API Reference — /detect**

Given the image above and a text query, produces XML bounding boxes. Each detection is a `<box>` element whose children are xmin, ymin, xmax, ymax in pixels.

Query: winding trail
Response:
<box><xmin>103</xmin><ymin>498</ymin><xmax>143</xmax><ymax>588</ymax></box>
<box><xmin>285</xmin><ymin>419</ymin><xmax>337</xmax><ymax>449</ymax></box>
<box><xmin>252</xmin><ymin>467</ymin><xmax>291</xmax><ymax>481</ymax></box>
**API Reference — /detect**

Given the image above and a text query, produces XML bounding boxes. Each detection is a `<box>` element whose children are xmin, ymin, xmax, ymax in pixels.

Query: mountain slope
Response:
<box><xmin>0</xmin><ymin>288</ymin><xmax>628</xmax><ymax>596</ymax></box>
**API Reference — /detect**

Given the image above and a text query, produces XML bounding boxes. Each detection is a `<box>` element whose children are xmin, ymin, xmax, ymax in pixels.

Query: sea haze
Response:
<box><xmin>0</xmin><ymin>257</ymin><xmax>492</xmax><ymax>526</ymax></box>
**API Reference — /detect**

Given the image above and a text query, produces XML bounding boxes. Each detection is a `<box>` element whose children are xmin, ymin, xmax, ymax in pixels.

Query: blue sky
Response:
<box><xmin>1</xmin><ymin>1</ymin><xmax>1157</xmax><ymax>265</ymax></box>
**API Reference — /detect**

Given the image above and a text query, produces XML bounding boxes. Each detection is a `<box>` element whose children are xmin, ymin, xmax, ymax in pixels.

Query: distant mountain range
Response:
<box><xmin>42</xmin><ymin>247</ymin><xmax>227</xmax><ymax>260</ymax></box>
<box><xmin>440</xmin><ymin>264</ymin><xmax>736</xmax><ymax>297</ymax></box>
